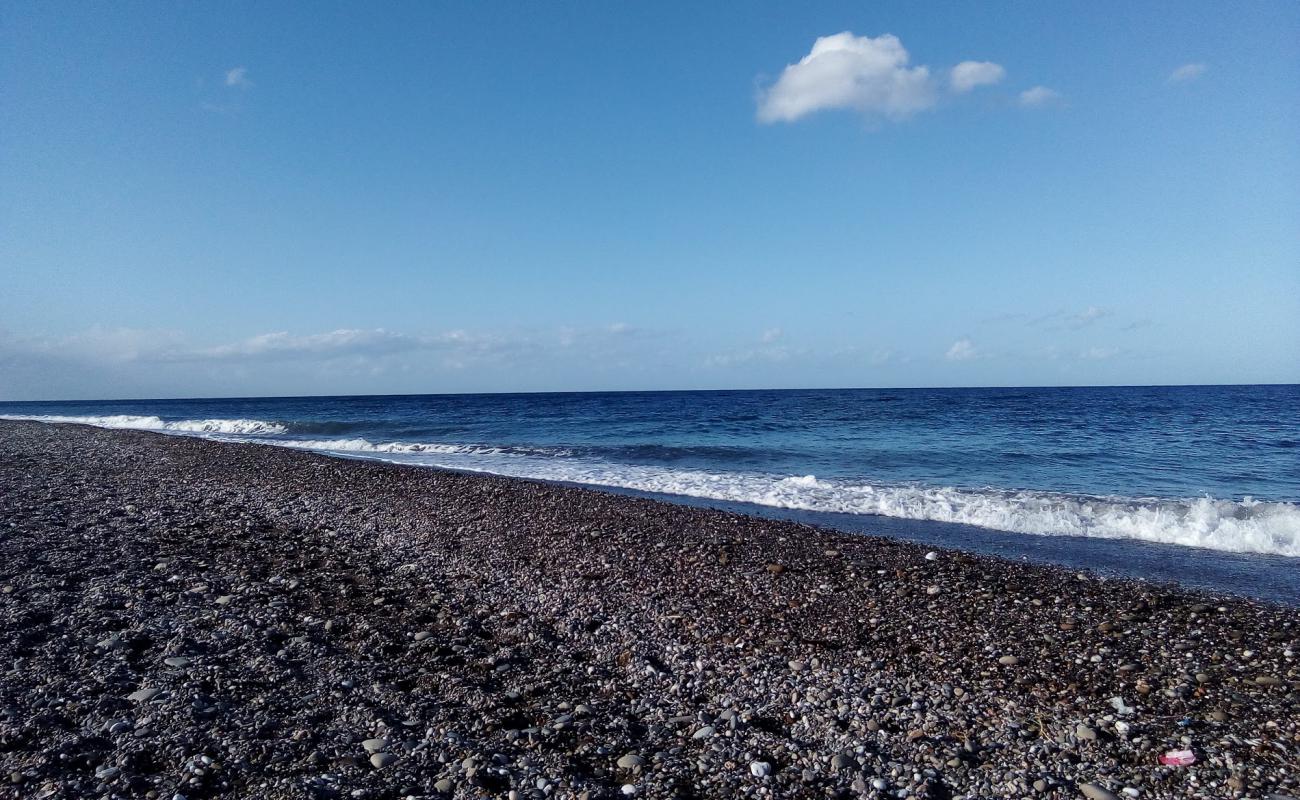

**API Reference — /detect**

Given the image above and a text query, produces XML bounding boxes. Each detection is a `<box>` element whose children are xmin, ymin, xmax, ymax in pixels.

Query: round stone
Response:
<box><xmin>1079</xmin><ymin>783</ymin><xmax>1120</xmax><ymax>800</ymax></box>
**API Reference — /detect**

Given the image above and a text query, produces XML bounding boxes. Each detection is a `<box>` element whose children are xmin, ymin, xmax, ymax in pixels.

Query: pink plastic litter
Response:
<box><xmin>1159</xmin><ymin>749</ymin><xmax>1196</xmax><ymax>766</ymax></box>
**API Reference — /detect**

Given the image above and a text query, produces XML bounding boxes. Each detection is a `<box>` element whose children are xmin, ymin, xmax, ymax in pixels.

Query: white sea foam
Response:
<box><xmin>0</xmin><ymin>414</ymin><xmax>287</xmax><ymax>435</ymax></box>
<box><xmin>164</xmin><ymin>418</ymin><xmax>287</xmax><ymax>434</ymax></box>
<box><xmin>274</xmin><ymin>437</ymin><xmax>515</xmax><ymax>456</ymax></box>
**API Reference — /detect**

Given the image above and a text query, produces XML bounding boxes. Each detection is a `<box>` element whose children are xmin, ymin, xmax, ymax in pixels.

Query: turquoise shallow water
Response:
<box><xmin>4</xmin><ymin>385</ymin><xmax>1297</xmax><ymax>601</ymax></box>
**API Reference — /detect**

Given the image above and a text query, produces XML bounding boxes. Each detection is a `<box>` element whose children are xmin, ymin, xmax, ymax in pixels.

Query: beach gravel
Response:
<box><xmin>0</xmin><ymin>419</ymin><xmax>1297</xmax><ymax>799</ymax></box>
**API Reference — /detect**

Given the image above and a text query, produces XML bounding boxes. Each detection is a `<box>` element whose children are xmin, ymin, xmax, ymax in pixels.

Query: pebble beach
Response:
<box><xmin>1</xmin><ymin>419</ymin><xmax>1296</xmax><ymax>799</ymax></box>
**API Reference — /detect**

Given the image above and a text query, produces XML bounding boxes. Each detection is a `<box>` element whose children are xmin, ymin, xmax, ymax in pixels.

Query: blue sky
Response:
<box><xmin>2</xmin><ymin>1</ymin><xmax>1297</xmax><ymax>400</ymax></box>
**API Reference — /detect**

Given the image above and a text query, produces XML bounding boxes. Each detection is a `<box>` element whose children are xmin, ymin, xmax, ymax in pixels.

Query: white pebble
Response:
<box><xmin>750</xmin><ymin>761</ymin><xmax>772</xmax><ymax>778</ymax></box>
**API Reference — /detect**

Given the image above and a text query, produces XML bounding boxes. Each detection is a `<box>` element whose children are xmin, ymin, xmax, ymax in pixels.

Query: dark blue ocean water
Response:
<box><xmin>4</xmin><ymin>385</ymin><xmax>1297</xmax><ymax>602</ymax></box>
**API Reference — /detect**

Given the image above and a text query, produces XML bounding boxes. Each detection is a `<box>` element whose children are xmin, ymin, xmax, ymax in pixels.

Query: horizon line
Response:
<box><xmin>2</xmin><ymin>381</ymin><xmax>1296</xmax><ymax>405</ymax></box>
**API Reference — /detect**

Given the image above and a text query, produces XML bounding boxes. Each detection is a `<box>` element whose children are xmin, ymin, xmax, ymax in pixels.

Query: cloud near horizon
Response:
<box><xmin>178</xmin><ymin>328</ymin><xmax>468</xmax><ymax>362</ymax></box>
<box><xmin>0</xmin><ymin>324</ymin><xmax>651</xmax><ymax>370</ymax></box>
<box><xmin>0</xmin><ymin>324</ymin><xmax>676</xmax><ymax>400</ymax></box>
<box><xmin>945</xmin><ymin>339</ymin><xmax>980</xmax><ymax>361</ymax></box>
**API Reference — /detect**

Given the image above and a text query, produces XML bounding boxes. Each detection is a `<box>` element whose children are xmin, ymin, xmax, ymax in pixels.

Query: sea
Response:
<box><xmin>3</xmin><ymin>385</ymin><xmax>1297</xmax><ymax>604</ymax></box>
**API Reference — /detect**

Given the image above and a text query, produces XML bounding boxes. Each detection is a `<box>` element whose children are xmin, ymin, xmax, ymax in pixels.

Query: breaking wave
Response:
<box><xmin>0</xmin><ymin>414</ymin><xmax>287</xmax><ymax>436</ymax></box>
<box><xmin>557</xmin><ymin>470</ymin><xmax>1299</xmax><ymax>557</ymax></box>
<box><xmin>272</xmin><ymin>437</ymin><xmax>567</xmax><ymax>457</ymax></box>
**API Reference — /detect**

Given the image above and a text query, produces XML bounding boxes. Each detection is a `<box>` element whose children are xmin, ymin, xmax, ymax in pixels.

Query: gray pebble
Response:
<box><xmin>127</xmin><ymin>687</ymin><xmax>161</xmax><ymax>702</ymax></box>
<box><xmin>1079</xmin><ymin>783</ymin><xmax>1120</xmax><ymax>800</ymax></box>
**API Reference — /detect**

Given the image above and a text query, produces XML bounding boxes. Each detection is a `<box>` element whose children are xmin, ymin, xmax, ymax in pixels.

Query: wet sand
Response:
<box><xmin>1</xmin><ymin>420</ymin><xmax>1296</xmax><ymax>799</ymax></box>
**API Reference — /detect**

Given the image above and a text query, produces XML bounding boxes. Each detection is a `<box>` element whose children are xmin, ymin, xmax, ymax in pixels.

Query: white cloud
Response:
<box><xmin>1</xmin><ymin>326</ymin><xmax>486</xmax><ymax>367</ymax></box>
<box><xmin>706</xmin><ymin>328</ymin><xmax>801</xmax><ymax>367</ymax></box>
<box><xmin>1018</xmin><ymin>86</ymin><xmax>1061</xmax><ymax>107</ymax></box>
<box><xmin>950</xmin><ymin>60</ymin><xmax>1005</xmax><ymax>93</ymax></box>
<box><xmin>185</xmin><ymin>328</ymin><xmax>433</xmax><ymax>361</ymax></box>
<box><xmin>0</xmin><ymin>324</ymin><xmax>679</xmax><ymax>400</ymax></box>
<box><xmin>2</xmin><ymin>325</ymin><xmax>668</xmax><ymax>370</ymax></box>
<box><xmin>945</xmin><ymin>339</ymin><xmax>980</xmax><ymax>361</ymax></box>
<box><xmin>225</xmin><ymin>67</ymin><xmax>251</xmax><ymax>88</ymax></box>
<box><xmin>756</xmin><ymin>32</ymin><xmax>937</xmax><ymax>124</ymax></box>
<box><xmin>1168</xmin><ymin>63</ymin><xmax>1207</xmax><ymax>83</ymax></box>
